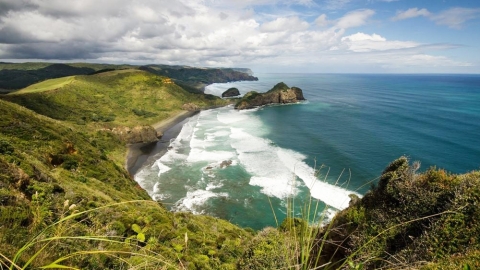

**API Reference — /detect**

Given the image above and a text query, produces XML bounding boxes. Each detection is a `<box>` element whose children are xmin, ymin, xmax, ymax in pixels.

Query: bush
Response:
<box><xmin>0</xmin><ymin>139</ymin><xmax>14</xmax><ymax>155</ymax></box>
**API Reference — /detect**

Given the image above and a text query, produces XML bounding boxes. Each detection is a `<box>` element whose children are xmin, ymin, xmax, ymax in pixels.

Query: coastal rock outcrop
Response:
<box><xmin>110</xmin><ymin>125</ymin><xmax>160</xmax><ymax>144</ymax></box>
<box><xmin>234</xmin><ymin>82</ymin><xmax>305</xmax><ymax>110</ymax></box>
<box><xmin>222</xmin><ymin>87</ymin><xmax>241</xmax><ymax>98</ymax></box>
<box><xmin>181</xmin><ymin>103</ymin><xmax>200</xmax><ymax>111</ymax></box>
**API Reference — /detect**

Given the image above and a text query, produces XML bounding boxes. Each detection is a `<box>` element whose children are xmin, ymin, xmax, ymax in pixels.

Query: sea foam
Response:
<box><xmin>136</xmin><ymin>105</ymin><xmax>360</xmax><ymax>223</ymax></box>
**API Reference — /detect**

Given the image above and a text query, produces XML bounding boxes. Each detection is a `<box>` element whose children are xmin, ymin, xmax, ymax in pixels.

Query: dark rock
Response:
<box><xmin>222</xmin><ymin>88</ymin><xmax>240</xmax><ymax>98</ymax></box>
<box><xmin>220</xmin><ymin>160</ymin><xmax>233</xmax><ymax>168</ymax></box>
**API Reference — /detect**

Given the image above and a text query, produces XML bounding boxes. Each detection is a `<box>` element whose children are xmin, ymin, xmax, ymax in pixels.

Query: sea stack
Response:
<box><xmin>234</xmin><ymin>82</ymin><xmax>305</xmax><ymax>110</ymax></box>
<box><xmin>222</xmin><ymin>87</ymin><xmax>241</xmax><ymax>97</ymax></box>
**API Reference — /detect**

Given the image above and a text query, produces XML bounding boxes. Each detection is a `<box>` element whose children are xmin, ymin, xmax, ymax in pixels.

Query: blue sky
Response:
<box><xmin>0</xmin><ymin>0</ymin><xmax>479</xmax><ymax>73</ymax></box>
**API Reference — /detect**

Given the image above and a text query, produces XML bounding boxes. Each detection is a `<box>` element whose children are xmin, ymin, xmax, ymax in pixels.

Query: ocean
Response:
<box><xmin>134</xmin><ymin>73</ymin><xmax>480</xmax><ymax>230</ymax></box>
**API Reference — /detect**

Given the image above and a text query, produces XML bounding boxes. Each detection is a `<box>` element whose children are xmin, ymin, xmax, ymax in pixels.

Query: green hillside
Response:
<box><xmin>14</xmin><ymin>76</ymin><xmax>76</xmax><ymax>94</ymax></box>
<box><xmin>3</xmin><ymin>69</ymin><xmax>227</xmax><ymax>127</ymax></box>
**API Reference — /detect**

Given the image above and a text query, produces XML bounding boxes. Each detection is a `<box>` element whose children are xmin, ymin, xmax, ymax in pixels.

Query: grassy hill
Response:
<box><xmin>2</xmin><ymin>69</ymin><xmax>227</xmax><ymax>128</ymax></box>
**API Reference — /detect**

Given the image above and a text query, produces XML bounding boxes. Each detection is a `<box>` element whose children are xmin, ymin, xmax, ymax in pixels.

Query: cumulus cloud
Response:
<box><xmin>340</xmin><ymin>32</ymin><xmax>418</xmax><ymax>52</ymax></box>
<box><xmin>392</xmin><ymin>8</ymin><xmax>431</xmax><ymax>21</ymax></box>
<box><xmin>0</xmin><ymin>0</ymin><xmax>473</xmax><ymax>73</ymax></box>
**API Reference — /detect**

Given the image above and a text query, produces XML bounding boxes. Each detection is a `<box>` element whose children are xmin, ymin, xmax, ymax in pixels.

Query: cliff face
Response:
<box><xmin>235</xmin><ymin>82</ymin><xmax>305</xmax><ymax>110</ymax></box>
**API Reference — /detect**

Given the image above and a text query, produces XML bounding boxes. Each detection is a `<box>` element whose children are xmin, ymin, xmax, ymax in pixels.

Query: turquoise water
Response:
<box><xmin>135</xmin><ymin>74</ymin><xmax>480</xmax><ymax>230</ymax></box>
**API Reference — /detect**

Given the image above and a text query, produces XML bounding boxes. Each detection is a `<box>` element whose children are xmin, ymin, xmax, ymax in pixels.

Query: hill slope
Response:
<box><xmin>2</xmin><ymin>69</ymin><xmax>227</xmax><ymax>128</ymax></box>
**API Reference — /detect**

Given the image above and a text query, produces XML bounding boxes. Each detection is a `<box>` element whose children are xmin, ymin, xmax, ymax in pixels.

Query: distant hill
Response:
<box><xmin>139</xmin><ymin>64</ymin><xmax>258</xmax><ymax>92</ymax></box>
<box><xmin>0</xmin><ymin>62</ymin><xmax>258</xmax><ymax>94</ymax></box>
<box><xmin>0</xmin><ymin>63</ymin><xmax>95</xmax><ymax>91</ymax></box>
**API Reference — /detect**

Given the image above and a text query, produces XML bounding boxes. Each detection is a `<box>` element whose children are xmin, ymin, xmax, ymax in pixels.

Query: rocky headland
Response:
<box><xmin>235</xmin><ymin>82</ymin><xmax>305</xmax><ymax>110</ymax></box>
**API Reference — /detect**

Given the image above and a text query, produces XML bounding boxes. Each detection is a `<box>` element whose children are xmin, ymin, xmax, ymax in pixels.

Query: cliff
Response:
<box><xmin>235</xmin><ymin>82</ymin><xmax>305</xmax><ymax>110</ymax></box>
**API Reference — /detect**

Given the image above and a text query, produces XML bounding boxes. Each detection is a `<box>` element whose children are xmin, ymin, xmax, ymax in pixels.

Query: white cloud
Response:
<box><xmin>391</xmin><ymin>7</ymin><xmax>480</xmax><ymax>29</ymax></box>
<box><xmin>314</xmin><ymin>14</ymin><xmax>329</xmax><ymax>27</ymax></box>
<box><xmin>324</xmin><ymin>0</ymin><xmax>351</xmax><ymax>10</ymax></box>
<box><xmin>335</xmin><ymin>9</ymin><xmax>375</xmax><ymax>29</ymax></box>
<box><xmin>431</xmin><ymin>7</ymin><xmax>480</xmax><ymax>29</ymax></box>
<box><xmin>392</xmin><ymin>8</ymin><xmax>431</xmax><ymax>21</ymax></box>
<box><xmin>340</xmin><ymin>32</ymin><xmax>418</xmax><ymax>52</ymax></box>
<box><xmin>260</xmin><ymin>16</ymin><xmax>310</xmax><ymax>33</ymax></box>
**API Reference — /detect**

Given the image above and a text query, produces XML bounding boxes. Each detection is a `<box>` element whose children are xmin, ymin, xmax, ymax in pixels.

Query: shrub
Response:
<box><xmin>0</xmin><ymin>139</ymin><xmax>14</xmax><ymax>155</ymax></box>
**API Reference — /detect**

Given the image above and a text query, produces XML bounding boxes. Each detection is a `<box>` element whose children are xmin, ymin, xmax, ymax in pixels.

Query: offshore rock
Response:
<box><xmin>235</xmin><ymin>82</ymin><xmax>305</xmax><ymax>110</ymax></box>
<box><xmin>222</xmin><ymin>87</ymin><xmax>241</xmax><ymax>98</ymax></box>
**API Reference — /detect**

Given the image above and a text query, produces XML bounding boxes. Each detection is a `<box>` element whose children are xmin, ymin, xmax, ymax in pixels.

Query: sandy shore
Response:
<box><xmin>126</xmin><ymin>110</ymin><xmax>199</xmax><ymax>176</ymax></box>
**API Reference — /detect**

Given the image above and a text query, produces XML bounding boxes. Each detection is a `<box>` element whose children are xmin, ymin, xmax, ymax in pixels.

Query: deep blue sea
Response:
<box><xmin>135</xmin><ymin>73</ymin><xmax>480</xmax><ymax>230</ymax></box>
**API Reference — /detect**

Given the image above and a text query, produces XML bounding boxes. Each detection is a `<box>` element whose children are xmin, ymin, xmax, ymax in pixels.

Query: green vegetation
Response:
<box><xmin>0</xmin><ymin>63</ymin><xmax>95</xmax><ymax>91</ymax></box>
<box><xmin>0</xmin><ymin>62</ymin><xmax>255</xmax><ymax>93</ymax></box>
<box><xmin>140</xmin><ymin>64</ymin><xmax>258</xmax><ymax>92</ymax></box>
<box><xmin>14</xmin><ymin>76</ymin><xmax>76</xmax><ymax>94</ymax></box>
<box><xmin>3</xmin><ymin>69</ymin><xmax>228</xmax><ymax>127</ymax></box>
<box><xmin>313</xmin><ymin>157</ymin><xmax>480</xmax><ymax>269</ymax></box>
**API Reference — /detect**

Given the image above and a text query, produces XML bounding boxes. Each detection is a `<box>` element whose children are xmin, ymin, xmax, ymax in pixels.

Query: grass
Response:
<box><xmin>3</xmin><ymin>69</ymin><xmax>228</xmax><ymax>127</ymax></box>
<box><xmin>13</xmin><ymin>76</ymin><xmax>76</xmax><ymax>94</ymax></box>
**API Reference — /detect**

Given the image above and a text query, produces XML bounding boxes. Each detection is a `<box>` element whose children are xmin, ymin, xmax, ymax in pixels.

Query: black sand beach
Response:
<box><xmin>126</xmin><ymin>111</ymin><xmax>199</xmax><ymax>176</ymax></box>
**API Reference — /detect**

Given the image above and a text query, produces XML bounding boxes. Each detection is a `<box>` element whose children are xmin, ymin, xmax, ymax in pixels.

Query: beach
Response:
<box><xmin>126</xmin><ymin>110</ymin><xmax>199</xmax><ymax>176</ymax></box>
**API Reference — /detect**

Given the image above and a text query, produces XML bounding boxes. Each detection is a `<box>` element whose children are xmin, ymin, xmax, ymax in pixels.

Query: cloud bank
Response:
<box><xmin>0</xmin><ymin>0</ymin><xmax>476</xmax><ymax>73</ymax></box>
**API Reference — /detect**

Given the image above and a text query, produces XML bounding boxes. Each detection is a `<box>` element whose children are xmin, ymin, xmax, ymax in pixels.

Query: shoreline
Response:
<box><xmin>126</xmin><ymin>110</ymin><xmax>199</xmax><ymax>176</ymax></box>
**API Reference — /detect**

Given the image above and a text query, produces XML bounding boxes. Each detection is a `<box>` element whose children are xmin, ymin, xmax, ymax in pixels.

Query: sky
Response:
<box><xmin>0</xmin><ymin>0</ymin><xmax>479</xmax><ymax>73</ymax></box>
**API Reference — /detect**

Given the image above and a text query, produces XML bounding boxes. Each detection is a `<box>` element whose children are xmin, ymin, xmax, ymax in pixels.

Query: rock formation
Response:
<box><xmin>234</xmin><ymin>82</ymin><xmax>305</xmax><ymax>110</ymax></box>
<box><xmin>181</xmin><ymin>103</ymin><xmax>200</xmax><ymax>111</ymax></box>
<box><xmin>110</xmin><ymin>125</ymin><xmax>160</xmax><ymax>144</ymax></box>
<box><xmin>222</xmin><ymin>87</ymin><xmax>241</xmax><ymax>97</ymax></box>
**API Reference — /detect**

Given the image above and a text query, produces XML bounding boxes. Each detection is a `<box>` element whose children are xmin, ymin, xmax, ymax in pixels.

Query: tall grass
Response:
<box><xmin>0</xmin><ymin>200</ymin><xmax>175</xmax><ymax>270</ymax></box>
<box><xmin>272</xmin><ymin>163</ymin><xmax>352</xmax><ymax>270</ymax></box>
